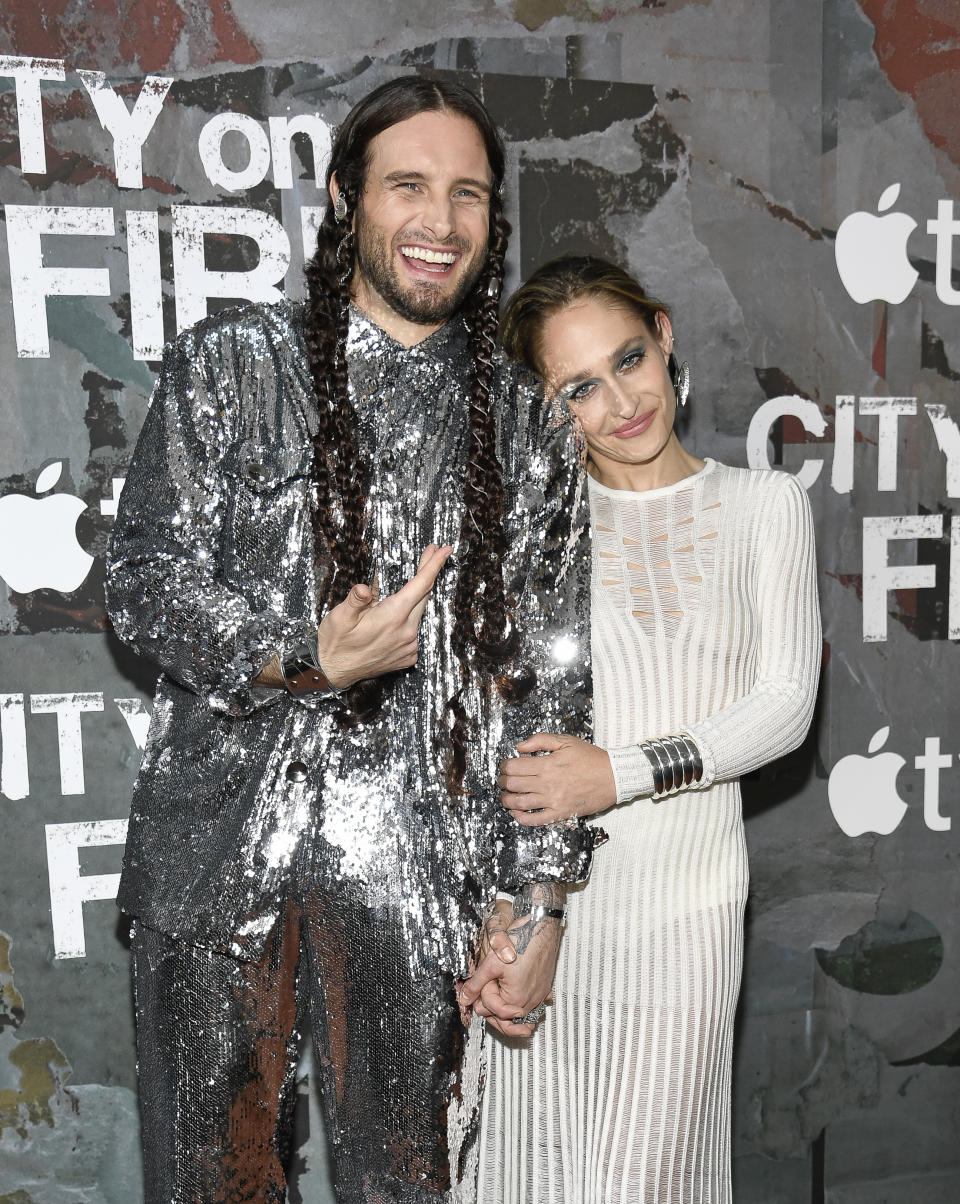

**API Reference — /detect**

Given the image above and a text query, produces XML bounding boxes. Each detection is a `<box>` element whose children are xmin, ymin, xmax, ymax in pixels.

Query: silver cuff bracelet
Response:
<box><xmin>639</xmin><ymin>734</ymin><xmax>704</xmax><ymax>801</ymax></box>
<box><xmin>280</xmin><ymin>639</ymin><xmax>347</xmax><ymax>697</ymax></box>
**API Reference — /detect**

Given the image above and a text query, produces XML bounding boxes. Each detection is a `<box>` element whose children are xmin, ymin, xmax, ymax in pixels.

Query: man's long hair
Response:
<box><xmin>303</xmin><ymin>75</ymin><xmax>516</xmax><ymax>793</ymax></box>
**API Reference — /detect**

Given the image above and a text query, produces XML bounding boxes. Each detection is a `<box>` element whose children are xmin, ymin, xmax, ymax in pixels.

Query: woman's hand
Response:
<box><xmin>499</xmin><ymin>733</ymin><xmax>616</xmax><ymax>826</ymax></box>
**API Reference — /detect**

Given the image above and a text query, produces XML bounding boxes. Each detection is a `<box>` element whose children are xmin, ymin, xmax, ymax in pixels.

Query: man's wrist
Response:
<box><xmin>513</xmin><ymin>882</ymin><xmax>566</xmax><ymax>922</ymax></box>
<box><xmin>280</xmin><ymin>639</ymin><xmax>348</xmax><ymax>696</ymax></box>
<box><xmin>253</xmin><ymin>654</ymin><xmax>285</xmax><ymax>689</ymax></box>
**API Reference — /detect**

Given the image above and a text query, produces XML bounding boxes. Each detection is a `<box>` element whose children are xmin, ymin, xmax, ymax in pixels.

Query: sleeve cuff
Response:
<box><xmin>496</xmin><ymin>819</ymin><xmax>599</xmax><ymax>892</ymax></box>
<box><xmin>606</xmin><ymin>743</ymin><xmax>655</xmax><ymax>803</ymax></box>
<box><xmin>208</xmin><ymin>616</ymin><xmax>318</xmax><ymax>716</ymax></box>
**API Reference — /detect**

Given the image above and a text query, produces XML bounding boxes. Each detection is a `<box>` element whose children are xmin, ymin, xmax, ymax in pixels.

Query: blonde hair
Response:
<box><xmin>500</xmin><ymin>255</ymin><xmax>670</xmax><ymax>376</ymax></box>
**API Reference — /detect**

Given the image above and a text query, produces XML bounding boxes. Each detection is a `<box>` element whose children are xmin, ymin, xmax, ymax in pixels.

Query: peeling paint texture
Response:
<box><xmin>0</xmin><ymin>933</ymin><xmax>142</xmax><ymax>1201</ymax></box>
<box><xmin>0</xmin><ymin>1</ymin><xmax>959</xmax><ymax>1201</ymax></box>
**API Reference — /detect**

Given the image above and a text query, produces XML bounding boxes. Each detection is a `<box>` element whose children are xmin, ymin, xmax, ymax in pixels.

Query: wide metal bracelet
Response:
<box><xmin>639</xmin><ymin>734</ymin><xmax>703</xmax><ymax>801</ymax></box>
<box><xmin>280</xmin><ymin>640</ymin><xmax>347</xmax><ymax>697</ymax></box>
<box><xmin>528</xmin><ymin>904</ymin><xmax>566</xmax><ymax>924</ymax></box>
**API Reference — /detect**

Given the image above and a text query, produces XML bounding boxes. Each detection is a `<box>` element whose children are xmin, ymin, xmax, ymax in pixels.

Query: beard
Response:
<box><xmin>354</xmin><ymin>214</ymin><xmax>488</xmax><ymax>326</ymax></box>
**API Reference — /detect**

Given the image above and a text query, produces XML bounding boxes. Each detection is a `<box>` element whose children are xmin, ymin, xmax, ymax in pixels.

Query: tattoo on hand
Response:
<box><xmin>507</xmin><ymin>916</ymin><xmax>534</xmax><ymax>956</ymax></box>
<box><xmin>508</xmin><ymin>882</ymin><xmax>564</xmax><ymax>957</ymax></box>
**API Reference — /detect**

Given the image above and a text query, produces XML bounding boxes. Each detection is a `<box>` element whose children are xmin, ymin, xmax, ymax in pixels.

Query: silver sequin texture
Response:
<box><xmin>106</xmin><ymin>300</ymin><xmax>597</xmax><ymax>982</ymax></box>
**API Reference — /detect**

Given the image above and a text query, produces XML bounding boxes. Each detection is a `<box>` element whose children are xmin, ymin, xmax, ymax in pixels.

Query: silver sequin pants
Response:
<box><xmin>131</xmin><ymin>890</ymin><xmax>468</xmax><ymax>1203</ymax></box>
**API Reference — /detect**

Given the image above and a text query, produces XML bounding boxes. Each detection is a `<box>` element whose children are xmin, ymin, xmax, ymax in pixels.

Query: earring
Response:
<box><xmin>669</xmin><ymin>353</ymin><xmax>690</xmax><ymax>407</ymax></box>
<box><xmin>333</xmin><ymin>193</ymin><xmax>348</xmax><ymax>222</ymax></box>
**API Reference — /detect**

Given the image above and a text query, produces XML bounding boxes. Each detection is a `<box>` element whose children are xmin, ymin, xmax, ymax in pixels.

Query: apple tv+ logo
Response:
<box><xmin>0</xmin><ymin>461</ymin><xmax>93</xmax><ymax>594</ymax></box>
<box><xmin>828</xmin><ymin>726</ymin><xmax>953</xmax><ymax>837</ymax></box>
<box><xmin>835</xmin><ymin>183</ymin><xmax>960</xmax><ymax>306</ymax></box>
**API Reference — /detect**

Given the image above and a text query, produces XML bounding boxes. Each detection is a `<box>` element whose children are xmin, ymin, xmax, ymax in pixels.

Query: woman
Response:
<box><xmin>473</xmin><ymin>256</ymin><xmax>821</xmax><ymax>1202</ymax></box>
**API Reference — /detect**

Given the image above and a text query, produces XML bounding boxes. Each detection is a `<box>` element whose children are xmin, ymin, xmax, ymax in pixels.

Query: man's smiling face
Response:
<box><xmin>348</xmin><ymin>109</ymin><xmax>493</xmax><ymax>341</ymax></box>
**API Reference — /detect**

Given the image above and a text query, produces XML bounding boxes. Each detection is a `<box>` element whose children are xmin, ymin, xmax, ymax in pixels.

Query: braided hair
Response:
<box><xmin>303</xmin><ymin>75</ymin><xmax>518</xmax><ymax>789</ymax></box>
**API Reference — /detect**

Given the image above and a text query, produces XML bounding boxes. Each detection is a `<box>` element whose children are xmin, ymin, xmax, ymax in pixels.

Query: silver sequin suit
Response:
<box><xmin>105</xmin><ymin>300</ymin><xmax>596</xmax><ymax>1202</ymax></box>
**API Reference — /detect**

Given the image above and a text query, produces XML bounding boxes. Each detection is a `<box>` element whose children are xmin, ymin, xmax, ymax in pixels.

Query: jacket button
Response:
<box><xmin>285</xmin><ymin>761</ymin><xmax>309</xmax><ymax>783</ymax></box>
<box><xmin>246</xmin><ymin>461</ymin><xmax>266</xmax><ymax>482</ymax></box>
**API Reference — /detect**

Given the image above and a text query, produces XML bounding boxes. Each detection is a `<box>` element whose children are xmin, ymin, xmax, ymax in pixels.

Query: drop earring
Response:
<box><xmin>333</xmin><ymin>193</ymin><xmax>348</xmax><ymax>222</ymax></box>
<box><xmin>669</xmin><ymin>352</ymin><xmax>690</xmax><ymax>407</ymax></box>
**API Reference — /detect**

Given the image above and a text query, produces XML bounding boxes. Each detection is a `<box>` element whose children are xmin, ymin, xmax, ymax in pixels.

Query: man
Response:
<box><xmin>106</xmin><ymin>75</ymin><xmax>596</xmax><ymax>1203</ymax></box>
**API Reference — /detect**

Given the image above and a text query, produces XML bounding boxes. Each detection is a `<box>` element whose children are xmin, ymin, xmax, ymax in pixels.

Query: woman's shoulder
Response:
<box><xmin>710</xmin><ymin>463</ymin><xmax>813</xmax><ymax>539</ymax></box>
<box><xmin>713</xmin><ymin>461</ymin><xmax>809</xmax><ymax>503</ymax></box>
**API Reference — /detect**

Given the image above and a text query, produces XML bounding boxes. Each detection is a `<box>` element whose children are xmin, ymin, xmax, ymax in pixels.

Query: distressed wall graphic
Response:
<box><xmin>0</xmin><ymin>1</ymin><xmax>958</xmax><ymax>1200</ymax></box>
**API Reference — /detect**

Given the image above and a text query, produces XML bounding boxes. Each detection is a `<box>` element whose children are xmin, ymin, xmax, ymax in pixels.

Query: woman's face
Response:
<box><xmin>539</xmin><ymin>296</ymin><xmax>677</xmax><ymax>482</ymax></box>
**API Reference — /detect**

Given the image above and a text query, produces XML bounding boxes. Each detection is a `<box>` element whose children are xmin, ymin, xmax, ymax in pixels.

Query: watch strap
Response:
<box><xmin>280</xmin><ymin>640</ymin><xmax>346</xmax><ymax>697</ymax></box>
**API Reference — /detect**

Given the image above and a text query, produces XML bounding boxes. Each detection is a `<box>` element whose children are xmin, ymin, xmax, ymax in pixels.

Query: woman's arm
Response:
<box><xmin>501</xmin><ymin>473</ymin><xmax>822</xmax><ymax>824</ymax></box>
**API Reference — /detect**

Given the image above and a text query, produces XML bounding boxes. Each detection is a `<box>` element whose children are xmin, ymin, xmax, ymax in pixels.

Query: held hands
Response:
<box><xmin>499</xmin><ymin>733</ymin><xmax>616</xmax><ymax>826</ymax></box>
<box><xmin>316</xmin><ymin>544</ymin><xmax>452</xmax><ymax>689</ymax></box>
<box><xmin>458</xmin><ymin>895</ymin><xmax>562</xmax><ymax>1038</ymax></box>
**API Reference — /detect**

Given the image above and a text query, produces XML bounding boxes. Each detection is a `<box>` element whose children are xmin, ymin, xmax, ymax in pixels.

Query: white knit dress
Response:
<box><xmin>477</xmin><ymin>459</ymin><xmax>820</xmax><ymax>1204</ymax></box>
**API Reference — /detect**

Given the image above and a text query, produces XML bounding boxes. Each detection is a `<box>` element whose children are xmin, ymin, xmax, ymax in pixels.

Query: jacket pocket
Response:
<box><xmin>218</xmin><ymin>439</ymin><xmax>316</xmax><ymax>600</ymax></box>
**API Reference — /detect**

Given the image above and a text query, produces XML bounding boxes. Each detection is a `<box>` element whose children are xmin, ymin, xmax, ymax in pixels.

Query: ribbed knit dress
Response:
<box><xmin>477</xmin><ymin>459</ymin><xmax>821</xmax><ymax>1204</ymax></box>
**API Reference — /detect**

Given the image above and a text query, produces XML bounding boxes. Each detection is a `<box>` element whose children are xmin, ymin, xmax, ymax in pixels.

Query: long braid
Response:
<box><xmin>302</xmin><ymin>75</ymin><xmax>528</xmax><ymax>767</ymax></box>
<box><xmin>303</xmin><ymin>189</ymin><xmax>383</xmax><ymax>726</ymax></box>
<box><xmin>329</xmin><ymin>221</ymin><xmax>368</xmax><ymax>593</ymax></box>
<box><xmin>446</xmin><ymin>202</ymin><xmax>528</xmax><ymax>795</ymax></box>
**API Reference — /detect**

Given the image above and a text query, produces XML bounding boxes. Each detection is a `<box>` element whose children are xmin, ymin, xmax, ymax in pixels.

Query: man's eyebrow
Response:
<box><xmin>453</xmin><ymin>176</ymin><xmax>492</xmax><ymax>192</ymax></box>
<box><xmin>382</xmin><ymin>170</ymin><xmax>492</xmax><ymax>192</ymax></box>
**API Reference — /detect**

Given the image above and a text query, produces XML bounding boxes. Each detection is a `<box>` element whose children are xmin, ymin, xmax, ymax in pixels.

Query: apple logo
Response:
<box><xmin>0</xmin><ymin>461</ymin><xmax>94</xmax><ymax>593</ymax></box>
<box><xmin>827</xmin><ymin>726</ymin><xmax>908</xmax><ymax>837</ymax></box>
<box><xmin>835</xmin><ymin>183</ymin><xmax>919</xmax><ymax>304</ymax></box>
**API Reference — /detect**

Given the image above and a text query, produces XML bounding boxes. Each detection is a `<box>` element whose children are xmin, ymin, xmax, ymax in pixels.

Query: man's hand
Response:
<box><xmin>458</xmin><ymin>890</ymin><xmax>563</xmax><ymax>1038</ymax></box>
<box><xmin>315</xmin><ymin>543</ymin><xmax>452</xmax><ymax>688</ymax></box>
<box><xmin>499</xmin><ymin>733</ymin><xmax>616</xmax><ymax>825</ymax></box>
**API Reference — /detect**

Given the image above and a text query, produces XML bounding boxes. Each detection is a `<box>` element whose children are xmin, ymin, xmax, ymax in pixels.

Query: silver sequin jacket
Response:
<box><xmin>106</xmin><ymin>301</ymin><xmax>595</xmax><ymax>976</ymax></box>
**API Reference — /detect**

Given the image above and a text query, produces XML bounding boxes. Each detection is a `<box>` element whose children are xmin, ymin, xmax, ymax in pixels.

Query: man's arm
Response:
<box><xmin>460</xmin><ymin>373</ymin><xmax>600</xmax><ymax>1024</ymax></box>
<box><xmin>490</xmin><ymin>375</ymin><xmax>600</xmax><ymax>885</ymax></box>
<box><xmin>254</xmin><ymin>548</ymin><xmax>452</xmax><ymax>691</ymax></box>
<box><xmin>106</xmin><ymin>327</ymin><xmax>318</xmax><ymax>716</ymax></box>
<box><xmin>107</xmin><ymin>323</ymin><xmax>451</xmax><ymax>715</ymax></box>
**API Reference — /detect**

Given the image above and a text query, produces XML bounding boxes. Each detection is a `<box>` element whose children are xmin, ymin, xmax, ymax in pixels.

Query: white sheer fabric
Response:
<box><xmin>477</xmin><ymin>460</ymin><xmax>820</xmax><ymax>1204</ymax></box>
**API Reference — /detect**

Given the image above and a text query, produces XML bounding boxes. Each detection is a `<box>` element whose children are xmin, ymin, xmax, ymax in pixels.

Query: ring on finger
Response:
<box><xmin>512</xmin><ymin>1001</ymin><xmax>547</xmax><ymax>1026</ymax></box>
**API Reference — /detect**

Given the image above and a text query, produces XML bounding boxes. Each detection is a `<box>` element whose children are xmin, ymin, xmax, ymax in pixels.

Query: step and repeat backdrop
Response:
<box><xmin>1</xmin><ymin>1</ymin><xmax>958</xmax><ymax>1200</ymax></box>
